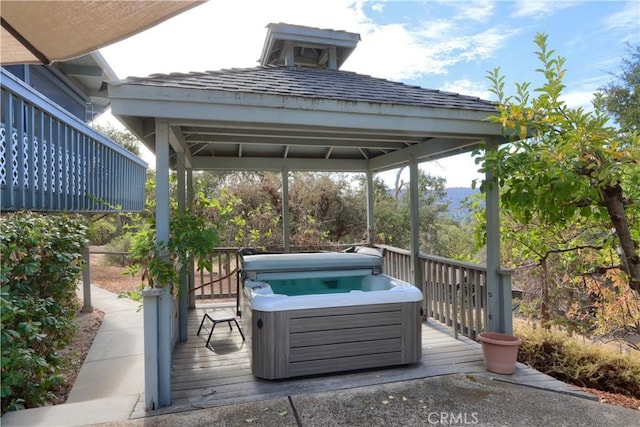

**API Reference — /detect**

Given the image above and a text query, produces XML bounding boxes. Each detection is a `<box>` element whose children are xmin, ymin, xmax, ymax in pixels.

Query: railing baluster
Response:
<box><xmin>451</xmin><ymin>265</ymin><xmax>458</xmax><ymax>338</ymax></box>
<box><xmin>444</xmin><ymin>262</ymin><xmax>451</xmax><ymax>327</ymax></box>
<box><xmin>420</xmin><ymin>259</ymin><xmax>427</xmax><ymax>318</ymax></box>
<box><xmin>434</xmin><ymin>261</ymin><xmax>440</xmax><ymax>322</ymax></box>
<box><xmin>463</xmin><ymin>267</ymin><xmax>471</xmax><ymax>337</ymax></box>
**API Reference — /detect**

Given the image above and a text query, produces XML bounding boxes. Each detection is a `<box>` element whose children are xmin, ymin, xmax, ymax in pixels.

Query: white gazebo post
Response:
<box><xmin>187</xmin><ymin>167</ymin><xmax>196</xmax><ymax>309</ymax></box>
<box><xmin>366</xmin><ymin>170</ymin><xmax>375</xmax><ymax>245</ymax></box>
<box><xmin>409</xmin><ymin>156</ymin><xmax>423</xmax><ymax>292</ymax></box>
<box><xmin>282</xmin><ymin>167</ymin><xmax>291</xmax><ymax>252</ymax></box>
<box><xmin>485</xmin><ymin>137</ymin><xmax>509</xmax><ymax>333</ymax></box>
<box><xmin>142</xmin><ymin>287</ymin><xmax>161</xmax><ymax>410</ymax></box>
<box><xmin>155</xmin><ymin>120</ymin><xmax>172</xmax><ymax>406</ymax></box>
<box><xmin>176</xmin><ymin>151</ymin><xmax>188</xmax><ymax>342</ymax></box>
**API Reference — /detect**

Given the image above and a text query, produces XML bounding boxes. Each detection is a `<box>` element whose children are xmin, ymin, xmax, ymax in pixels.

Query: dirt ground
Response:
<box><xmin>89</xmin><ymin>252</ymin><xmax>142</xmax><ymax>295</ymax></box>
<box><xmin>56</xmin><ymin>254</ymin><xmax>639</xmax><ymax>411</ymax></box>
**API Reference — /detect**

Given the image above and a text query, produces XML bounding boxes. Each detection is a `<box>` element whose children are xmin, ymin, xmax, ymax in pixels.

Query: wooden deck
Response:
<box><xmin>147</xmin><ymin>303</ymin><xmax>593</xmax><ymax>417</ymax></box>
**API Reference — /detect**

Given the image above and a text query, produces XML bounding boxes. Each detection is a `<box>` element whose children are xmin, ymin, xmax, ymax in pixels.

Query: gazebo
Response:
<box><xmin>108</xmin><ymin>23</ymin><xmax>510</xmax><ymax>410</ymax></box>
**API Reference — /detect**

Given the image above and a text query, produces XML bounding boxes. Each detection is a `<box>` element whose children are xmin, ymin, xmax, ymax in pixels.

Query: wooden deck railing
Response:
<box><xmin>376</xmin><ymin>244</ymin><xmax>513</xmax><ymax>340</ymax></box>
<box><xmin>422</xmin><ymin>253</ymin><xmax>487</xmax><ymax>340</ymax></box>
<box><xmin>193</xmin><ymin>247</ymin><xmax>240</xmax><ymax>301</ymax></box>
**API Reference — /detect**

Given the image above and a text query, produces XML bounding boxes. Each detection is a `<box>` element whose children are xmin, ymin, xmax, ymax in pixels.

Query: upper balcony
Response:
<box><xmin>1</xmin><ymin>68</ymin><xmax>147</xmax><ymax>212</ymax></box>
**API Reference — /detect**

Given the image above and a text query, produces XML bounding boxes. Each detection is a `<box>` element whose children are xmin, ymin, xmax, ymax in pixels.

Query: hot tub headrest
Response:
<box><xmin>342</xmin><ymin>246</ymin><xmax>385</xmax><ymax>257</ymax></box>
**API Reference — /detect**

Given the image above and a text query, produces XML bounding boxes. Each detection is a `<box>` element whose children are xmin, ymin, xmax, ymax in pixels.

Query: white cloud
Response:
<box><xmin>441</xmin><ymin>79</ymin><xmax>492</xmax><ymax>100</ymax></box>
<box><xmin>603</xmin><ymin>2</ymin><xmax>640</xmax><ymax>42</ymax></box>
<box><xmin>371</xmin><ymin>1</ymin><xmax>386</xmax><ymax>13</ymax></box>
<box><xmin>561</xmin><ymin>90</ymin><xmax>595</xmax><ymax>110</ymax></box>
<box><xmin>603</xmin><ymin>2</ymin><xmax>640</xmax><ymax>30</ymax></box>
<box><xmin>345</xmin><ymin>23</ymin><xmax>459</xmax><ymax>79</ymax></box>
<box><xmin>510</xmin><ymin>0</ymin><xmax>576</xmax><ymax>19</ymax></box>
<box><xmin>346</xmin><ymin>18</ymin><xmax>515</xmax><ymax>81</ymax></box>
<box><xmin>459</xmin><ymin>27</ymin><xmax>515</xmax><ymax>60</ymax></box>
<box><xmin>450</xmin><ymin>0</ymin><xmax>495</xmax><ymax>23</ymax></box>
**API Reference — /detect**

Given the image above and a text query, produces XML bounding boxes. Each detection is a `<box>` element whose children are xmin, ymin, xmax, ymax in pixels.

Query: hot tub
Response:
<box><xmin>240</xmin><ymin>249</ymin><xmax>423</xmax><ymax>380</ymax></box>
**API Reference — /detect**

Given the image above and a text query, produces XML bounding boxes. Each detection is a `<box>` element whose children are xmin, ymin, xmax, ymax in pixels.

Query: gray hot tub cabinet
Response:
<box><xmin>240</xmin><ymin>251</ymin><xmax>423</xmax><ymax>380</ymax></box>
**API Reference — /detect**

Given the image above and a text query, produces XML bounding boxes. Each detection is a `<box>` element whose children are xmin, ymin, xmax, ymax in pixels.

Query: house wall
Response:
<box><xmin>3</xmin><ymin>65</ymin><xmax>88</xmax><ymax>122</ymax></box>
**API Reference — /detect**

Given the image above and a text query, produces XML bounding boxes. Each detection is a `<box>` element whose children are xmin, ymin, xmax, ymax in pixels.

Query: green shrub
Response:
<box><xmin>103</xmin><ymin>233</ymin><xmax>136</xmax><ymax>266</ymax></box>
<box><xmin>0</xmin><ymin>212</ymin><xmax>88</xmax><ymax>414</ymax></box>
<box><xmin>515</xmin><ymin>323</ymin><xmax>640</xmax><ymax>398</ymax></box>
<box><xmin>87</xmin><ymin>216</ymin><xmax>117</xmax><ymax>245</ymax></box>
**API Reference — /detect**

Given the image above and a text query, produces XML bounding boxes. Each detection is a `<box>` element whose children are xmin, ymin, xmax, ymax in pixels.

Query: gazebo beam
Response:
<box><xmin>368</xmin><ymin>137</ymin><xmax>481</xmax><ymax>172</ymax></box>
<box><xmin>170</xmin><ymin>126</ymin><xmax>193</xmax><ymax>169</ymax></box>
<box><xmin>192</xmin><ymin>156</ymin><xmax>367</xmax><ymax>172</ymax></box>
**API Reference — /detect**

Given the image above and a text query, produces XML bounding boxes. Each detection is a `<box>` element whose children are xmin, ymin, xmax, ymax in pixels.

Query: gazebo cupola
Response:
<box><xmin>258</xmin><ymin>22</ymin><xmax>360</xmax><ymax>69</ymax></box>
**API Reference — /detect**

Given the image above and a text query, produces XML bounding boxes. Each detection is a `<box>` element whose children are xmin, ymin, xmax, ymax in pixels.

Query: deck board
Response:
<box><xmin>138</xmin><ymin>304</ymin><xmax>595</xmax><ymax>418</ymax></box>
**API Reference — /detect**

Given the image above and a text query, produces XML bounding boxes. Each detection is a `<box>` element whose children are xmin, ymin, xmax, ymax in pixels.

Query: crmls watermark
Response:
<box><xmin>427</xmin><ymin>412</ymin><xmax>479</xmax><ymax>425</ymax></box>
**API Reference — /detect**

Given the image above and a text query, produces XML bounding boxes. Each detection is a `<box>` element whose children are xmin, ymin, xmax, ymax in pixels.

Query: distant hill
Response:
<box><xmin>444</xmin><ymin>187</ymin><xmax>479</xmax><ymax>220</ymax></box>
<box><xmin>385</xmin><ymin>186</ymin><xmax>480</xmax><ymax>221</ymax></box>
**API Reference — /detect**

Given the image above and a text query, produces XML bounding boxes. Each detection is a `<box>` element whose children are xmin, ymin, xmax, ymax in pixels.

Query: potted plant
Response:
<box><xmin>478</xmin><ymin>332</ymin><xmax>522</xmax><ymax>375</ymax></box>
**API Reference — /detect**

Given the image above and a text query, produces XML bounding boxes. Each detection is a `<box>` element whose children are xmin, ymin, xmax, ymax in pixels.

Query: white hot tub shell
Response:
<box><xmin>239</xmin><ymin>249</ymin><xmax>423</xmax><ymax>380</ymax></box>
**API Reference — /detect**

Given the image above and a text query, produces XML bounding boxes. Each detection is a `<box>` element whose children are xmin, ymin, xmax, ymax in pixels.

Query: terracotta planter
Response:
<box><xmin>478</xmin><ymin>332</ymin><xmax>522</xmax><ymax>375</ymax></box>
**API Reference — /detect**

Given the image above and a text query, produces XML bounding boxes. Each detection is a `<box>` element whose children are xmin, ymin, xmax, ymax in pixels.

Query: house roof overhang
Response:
<box><xmin>52</xmin><ymin>51</ymin><xmax>118</xmax><ymax>117</ymax></box>
<box><xmin>108</xmin><ymin>66</ymin><xmax>503</xmax><ymax>173</ymax></box>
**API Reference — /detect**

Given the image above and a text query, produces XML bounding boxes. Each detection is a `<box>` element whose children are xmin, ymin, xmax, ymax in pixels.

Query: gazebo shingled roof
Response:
<box><xmin>121</xmin><ymin>66</ymin><xmax>496</xmax><ymax>111</ymax></box>
<box><xmin>109</xmin><ymin>65</ymin><xmax>499</xmax><ymax>172</ymax></box>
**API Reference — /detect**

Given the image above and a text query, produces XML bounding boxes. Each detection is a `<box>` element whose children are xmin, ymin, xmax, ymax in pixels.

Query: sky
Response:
<box><xmin>98</xmin><ymin>0</ymin><xmax>639</xmax><ymax>188</ymax></box>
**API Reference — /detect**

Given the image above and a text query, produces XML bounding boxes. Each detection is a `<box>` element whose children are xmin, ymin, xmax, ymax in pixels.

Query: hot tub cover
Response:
<box><xmin>240</xmin><ymin>251</ymin><xmax>383</xmax><ymax>274</ymax></box>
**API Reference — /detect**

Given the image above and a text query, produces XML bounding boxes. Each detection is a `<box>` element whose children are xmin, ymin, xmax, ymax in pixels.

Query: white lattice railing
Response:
<box><xmin>1</xmin><ymin>69</ymin><xmax>147</xmax><ymax>212</ymax></box>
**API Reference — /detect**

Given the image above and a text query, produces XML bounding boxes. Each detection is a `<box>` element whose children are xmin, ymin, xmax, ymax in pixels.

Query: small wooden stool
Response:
<box><xmin>197</xmin><ymin>312</ymin><xmax>245</xmax><ymax>347</ymax></box>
